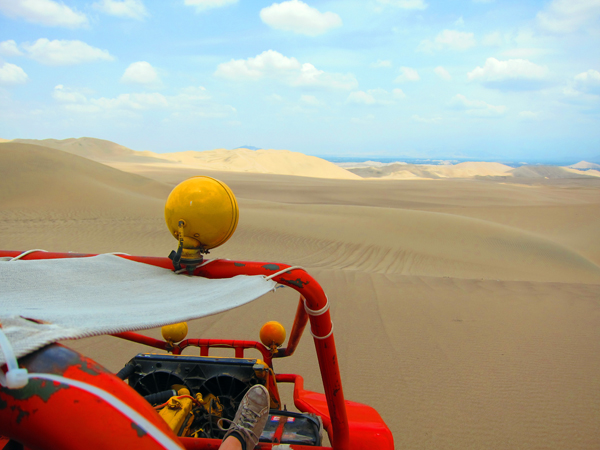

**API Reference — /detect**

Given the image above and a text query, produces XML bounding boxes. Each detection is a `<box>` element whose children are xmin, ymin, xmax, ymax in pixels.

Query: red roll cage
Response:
<box><xmin>0</xmin><ymin>250</ymin><xmax>394</xmax><ymax>450</ymax></box>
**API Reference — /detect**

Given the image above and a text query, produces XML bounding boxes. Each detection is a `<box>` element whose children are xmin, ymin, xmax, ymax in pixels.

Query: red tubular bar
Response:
<box><xmin>0</xmin><ymin>251</ymin><xmax>350</xmax><ymax>450</ymax></box>
<box><xmin>275</xmin><ymin>295</ymin><xmax>310</xmax><ymax>358</ymax></box>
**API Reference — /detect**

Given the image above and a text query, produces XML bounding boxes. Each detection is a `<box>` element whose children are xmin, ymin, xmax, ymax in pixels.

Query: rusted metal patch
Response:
<box><xmin>279</xmin><ymin>278</ymin><xmax>309</xmax><ymax>289</ymax></box>
<box><xmin>10</xmin><ymin>405</ymin><xmax>30</xmax><ymax>424</ymax></box>
<box><xmin>78</xmin><ymin>359</ymin><xmax>103</xmax><ymax>376</ymax></box>
<box><xmin>131</xmin><ymin>422</ymin><xmax>147</xmax><ymax>438</ymax></box>
<box><xmin>3</xmin><ymin>378</ymin><xmax>69</xmax><ymax>403</ymax></box>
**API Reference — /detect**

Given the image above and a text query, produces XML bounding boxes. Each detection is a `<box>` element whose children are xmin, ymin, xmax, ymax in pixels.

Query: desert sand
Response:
<box><xmin>1</xmin><ymin>140</ymin><xmax>600</xmax><ymax>449</ymax></box>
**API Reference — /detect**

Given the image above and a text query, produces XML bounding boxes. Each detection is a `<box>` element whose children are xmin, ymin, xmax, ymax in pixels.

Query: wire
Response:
<box><xmin>264</xmin><ymin>265</ymin><xmax>305</xmax><ymax>281</ymax></box>
<box><xmin>8</xmin><ymin>249</ymin><xmax>48</xmax><ymax>261</ymax></box>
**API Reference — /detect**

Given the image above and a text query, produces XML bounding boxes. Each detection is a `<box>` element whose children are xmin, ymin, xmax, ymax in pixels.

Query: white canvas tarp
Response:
<box><xmin>0</xmin><ymin>254</ymin><xmax>277</xmax><ymax>365</ymax></box>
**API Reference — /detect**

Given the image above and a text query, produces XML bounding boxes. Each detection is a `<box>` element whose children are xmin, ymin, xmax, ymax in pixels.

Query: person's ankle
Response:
<box><xmin>228</xmin><ymin>431</ymin><xmax>247</xmax><ymax>450</ymax></box>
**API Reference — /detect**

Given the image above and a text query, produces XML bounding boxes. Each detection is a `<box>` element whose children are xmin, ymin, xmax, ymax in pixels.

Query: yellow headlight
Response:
<box><xmin>165</xmin><ymin>176</ymin><xmax>239</xmax><ymax>252</ymax></box>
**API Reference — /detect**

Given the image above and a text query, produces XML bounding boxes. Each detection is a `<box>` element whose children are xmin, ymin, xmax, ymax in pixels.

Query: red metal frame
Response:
<box><xmin>0</xmin><ymin>250</ymin><xmax>394</xmax><ymax>450</ymax></box>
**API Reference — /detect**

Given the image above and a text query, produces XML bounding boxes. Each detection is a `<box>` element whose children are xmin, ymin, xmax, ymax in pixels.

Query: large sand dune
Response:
<box><xmin>348</xmin><ymin>161</ymin><xmax>514</xmax><ymax>179</ymax></box>
<box><xmin>1</xmin><ymin>142</ymin><xmax>600</xmax><ymax>449</ymax></box>
<box><xmin>13</xmin><ymin>137</ymin><xmax>360</xmax><ymax>180</ymax></box>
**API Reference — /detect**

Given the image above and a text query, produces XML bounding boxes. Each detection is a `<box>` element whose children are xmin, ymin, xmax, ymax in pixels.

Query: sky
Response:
<box><xmin>0</xmin><ymin>0</ymin><xmax>599</xmax><ymax>162</ymax></box>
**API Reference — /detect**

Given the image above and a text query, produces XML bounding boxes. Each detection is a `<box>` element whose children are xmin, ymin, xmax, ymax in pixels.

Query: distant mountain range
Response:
<box><xmin>234</xmin><ymin>145</ymin><xmax>261</xmax><ymax>151</ymax></box>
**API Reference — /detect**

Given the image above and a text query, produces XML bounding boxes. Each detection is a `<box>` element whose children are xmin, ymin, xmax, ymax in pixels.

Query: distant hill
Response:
<box><xmin>0</xmin><ymin>142</ymin><xmax>170</xmax><ymax>212</ymax></box>
<box><xmin>234</xmin><ymin>145</ymin><xmax>261</xmax><ymax>150</ymax></box>
<box><xmin>10</xmin><ymin>137</ymin><xmax>360</xmax><ymax>180</ymax></box>
<box><xmin>13</xmin><ymin>137</ymin><xmax>168</xmax><ymax>164</ymax></box>
<box><xmin>509</xmin><ymin>165</ymin><xmax>595</xmax><ymax>179</ymax></box>
<box><xmin>348</xmin><ymin>162</ymin><xmax>513</xmax><ymax>179</ymax></box>
<box><xmin>568</xmin><ymin>161</ymin><xmax>600</xmax><ymax>170</ymax></box>
<box><xmin>155</xmin><ymin>148</ymin><xmax>361</xmax><ymax>180</ymax></box>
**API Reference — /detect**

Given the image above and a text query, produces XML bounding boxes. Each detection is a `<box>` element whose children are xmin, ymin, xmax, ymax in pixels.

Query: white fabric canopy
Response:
<box><xmin>0</xmin><ymin>254</ymin><xmax>277</xmax><ymax>365</ymax></box>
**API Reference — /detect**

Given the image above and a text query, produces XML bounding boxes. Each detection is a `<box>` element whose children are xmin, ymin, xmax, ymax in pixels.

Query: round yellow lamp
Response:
<box><xmin>260</xmin><ymin>321</ymin><xmax>286</xmax><ymax>349</ymax></box>
<box><xmin>165</xmin><ymin>176</ymin><xmax>239</xmax><ymax>268</ymax></box>
<box><xmin>161</xmin><ymin>322</ymin><xmax>188</xmax><ymax>344</ymax></box>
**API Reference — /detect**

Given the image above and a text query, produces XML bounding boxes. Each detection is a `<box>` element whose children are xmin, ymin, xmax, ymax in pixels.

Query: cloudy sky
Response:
<box><xmin>0</xmin><ymin>0</ymin><xmax>599</xmax><ymax>162</ymax></box>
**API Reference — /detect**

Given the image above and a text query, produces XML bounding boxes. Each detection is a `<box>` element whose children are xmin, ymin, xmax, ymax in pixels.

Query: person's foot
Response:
<box><xmin>220</xmin><ymin>385</ymin><xmax>270</xmax><ymax>450</ymax></box>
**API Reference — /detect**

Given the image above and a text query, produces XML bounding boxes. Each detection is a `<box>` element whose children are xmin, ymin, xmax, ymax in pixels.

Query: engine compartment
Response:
<box><xmin>120</xmin><ymin>353</ymin><xmax>323</xmax><ymax>445</ymax></box>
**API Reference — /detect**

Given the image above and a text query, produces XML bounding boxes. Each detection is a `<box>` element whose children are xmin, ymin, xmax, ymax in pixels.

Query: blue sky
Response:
<box><xmin>0</xmin><ymin>0</ymin><xmax>599</xmax><ymax>162</ymax></box>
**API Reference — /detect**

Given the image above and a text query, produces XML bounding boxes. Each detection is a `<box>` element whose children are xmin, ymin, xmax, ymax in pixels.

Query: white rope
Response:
<box><xmin>304</xmin><ymin>295</ymin><xmax>330</xmax><ymax>316</ymax></box>
<box><xmin>264</xmin><ymin>265</ymin><xmax>305</xmax><ymax>281</ymax></box>
<box><xmin>0</xmin><ymin>326</ymin><xmax>182</xmax><ymax>449</ymax></box>
<box><xmin>310</xmin><ymin>323</ymin><xmax>334</xmax><ymax>340</ymax></box>
<box><xmin>8</xmin><ymin>249</ymin><xmax>48</xmax><ymax>261</ymax></box>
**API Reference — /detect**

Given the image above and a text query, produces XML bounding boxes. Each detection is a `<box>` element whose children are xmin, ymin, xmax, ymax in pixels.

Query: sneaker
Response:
<box><xmin>219</xmin><ymin>384</ymin><xmax>270</xmax><ymax>449</ymax></box>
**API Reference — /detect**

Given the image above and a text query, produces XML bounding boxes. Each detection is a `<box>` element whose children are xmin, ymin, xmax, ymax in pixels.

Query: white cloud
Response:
<box><xmin>377</xmin><ymin>0</ymin><xmax>427</xmax><ymax>10</ymax></box>
<box><xmin>0</xmin><ymin>40</ymin><xmax>23</xmax><ymax>56</ymax></box>
<box><xmin>450</xmin><ymin>94</ymin><xmax>506</xmax><ymax>117</ymax></box>
<box><xmin>573</xmin><ymin>69</ymin><xmax>600</xmax><ymax>95</ymax></box>
<box><xmin>0</xmin><ymin>62</ymin><xmax>28</xmax><ymax>85</ymax></box>
<box><xmin>300</xmin><ymin>94</ymin><xmax>324</xmax><ymax>106</ymax></box>
<box><xmin>468</xmin><ymin>57</ymin><xmax>549</xmax><ymax>90</ymax></box>
<box><xmin>121</xmin><ymin>61</ymin><xmax>161</xmax><ymax>87</ymax></box>
<box><xmin>52</xmin><ymin>85</ymin><xmax>87</xmax><ymax>103</ymax></box>
<box><xmin>267</xmin><ymin>93</ymin><xmax>284</xmax><ymax>102</ymax></box>
<box><xmin>537</xmin><ymin>0</ymin><xmax>600</xmax><ymax>33</ymax></box>
<box><xmin>371</xmin><ymin>59</ymin><xmax>392</xmax><ymax>68</ymax></box>
<box><xmin>22</xmin><ymin>39</ymin><xmax>114</xmax><ymax>66</ymax></box>
<box><xmin>0</xmin><ymin>0</ymin><xmax>88</xmax><ymax>28</ymax></box>
<box><xmin>454</xmin><ymin>16</ymin><xmax>464</xmax><ymax>26</ymax></box>
<box><xmin>184</xmin><ymin>0</ymin><xmax>237</xmax><ymax>12</ymax></box>
<box><xmin>501</xmin><ymin>48</ymin><xmax>551</xmax><ymax>58</ymax></box>
<box><xmin>518</xmin><ymin>110</ymin><xmax>540</xmax><ymax>120</ymax></box>
<box><xmin>394</xmin><ymin>66</ymin><xmax>420</xmax><ymax>82</ymax></box>
<box><xmin>482</xmin><ymin>31</ymin><xmax>503</xmax><ymax>46</ymax></box>
<box><xmin>260</xmin><ymin>0</ymin><xmax>342</xmax><ymax>36</ymax></box>
<box><xmin>52</xmin><ymin>84</ymin><xmax>233</xmax><ymax>118</ymax></box>
<box><xmin>347</xmin><ymin>88</ymin><xmax>405</xmax><ymax>105</ymax></box>
<box><xmin>215</xmin><ymin>50</ymin><xmax>358</xmax><ymax>90</ymax></box>
<box><xmin>392</xmin><ymin>88</ymin><xmax>406</xmax><ymax>99</ymax></box>
<box><xmin>93</xmin><ymin>0</ymin><xmax>148</xmax><ymax>20</ymax></box>
<box><xmin>417</xmin><ymin>29</ymin><xmax>476</xmax><ymax>53</ymax></box>
<box><xmin>434</xmin><ymin>66</ymin><xmax>451</xmax><ymax>80</ymax></box>
<box><xmin>412</xmin><ymin>115</ymin><xmax>442</xmax><ymax>123</ymax></box>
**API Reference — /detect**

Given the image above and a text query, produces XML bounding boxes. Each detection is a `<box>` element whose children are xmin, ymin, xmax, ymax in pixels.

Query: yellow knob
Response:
<box><xmin>260</xmin><ymin>321</ymin><xmax>286</xmax><ymax>348</ymax></box>
<box><xmin>161</xmin><ymin>322</ymin><xmax>188</xmax><ymax>343</ymax></box>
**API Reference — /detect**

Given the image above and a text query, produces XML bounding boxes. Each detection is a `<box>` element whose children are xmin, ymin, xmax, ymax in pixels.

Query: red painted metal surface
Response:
<box><xmin>0</xmin><ymin>250</ymin><xmax>394</xmax><ymax>449</ymax></box>
<box><xmin>0</xmin><ymin>344</ymin><xmax>183</xmax><ymax>450</ymax></box>
<box><xmin>277</xmin><ymin>374</ymin><xmax>395</xmax><ymax>450</ymax></box>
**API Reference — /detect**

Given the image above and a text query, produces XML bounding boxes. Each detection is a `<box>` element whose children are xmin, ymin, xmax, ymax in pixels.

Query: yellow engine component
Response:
<box><xmin>165</xmin><ymin>176</ymin><xmax>239</xmax><ymax>259</ymax></box>
<box><xmin>161</xmin><ymin>322</ymin><xmax>188</xmax><ymax>344</ymax></box>
<box><xmin>196</xmin><ymin>392</ymin><xmax>223</xmax><ymax>418</ymax></box>
<box><xmin>158</xmin><ymin>388</ymin><xmax>195</xmax><ymax>437</ymax></box>
<box><xmin>260</xmin><ymin>321</ymin><xmax>286</xmax><ymax>349</ymax></box>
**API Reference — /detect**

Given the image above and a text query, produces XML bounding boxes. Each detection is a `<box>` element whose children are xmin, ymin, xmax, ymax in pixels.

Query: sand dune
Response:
<box><xmin>13</xmin><ymin>137</ymin><xmax>167</xmax><ymax>164</ymax></box>
<box><xmin>349</xmin><ymin>162</ymin><xmax>513</xmax><ymax>179</ymax></box>
<box><xmin>569</xmin><ymin>161</ymin><xmax>600</xmax><ymax>170</ymax></box>
<box><xmin>149</xmin><ymin>148</ymin><xmax>361</xmax><ymax>180</ymax></box>
<box><xmin>0</xmin><ymin>142</ymin><xmax>170</xmax><ymax>211</ymax></box>
<box><xmin>509</xmin><ymin>165</ymin><xmax>596</xmax><ymax>179</ymax></box>
<box><xmin>2</xmin><ymin>143</ymin><xmax>600</xmax><ymax>449</ymax></box>
<box><xmin>15</xmin><ymin>137</ymin><xmax>360</xmax><ymax>180</ymax></box>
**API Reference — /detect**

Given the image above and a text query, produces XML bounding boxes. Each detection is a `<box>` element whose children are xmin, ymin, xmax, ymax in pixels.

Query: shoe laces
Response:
<box><xmin>218</xmin><ymin>407</ymin><xmax>262</xmax><ymax>441</ymax></box>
